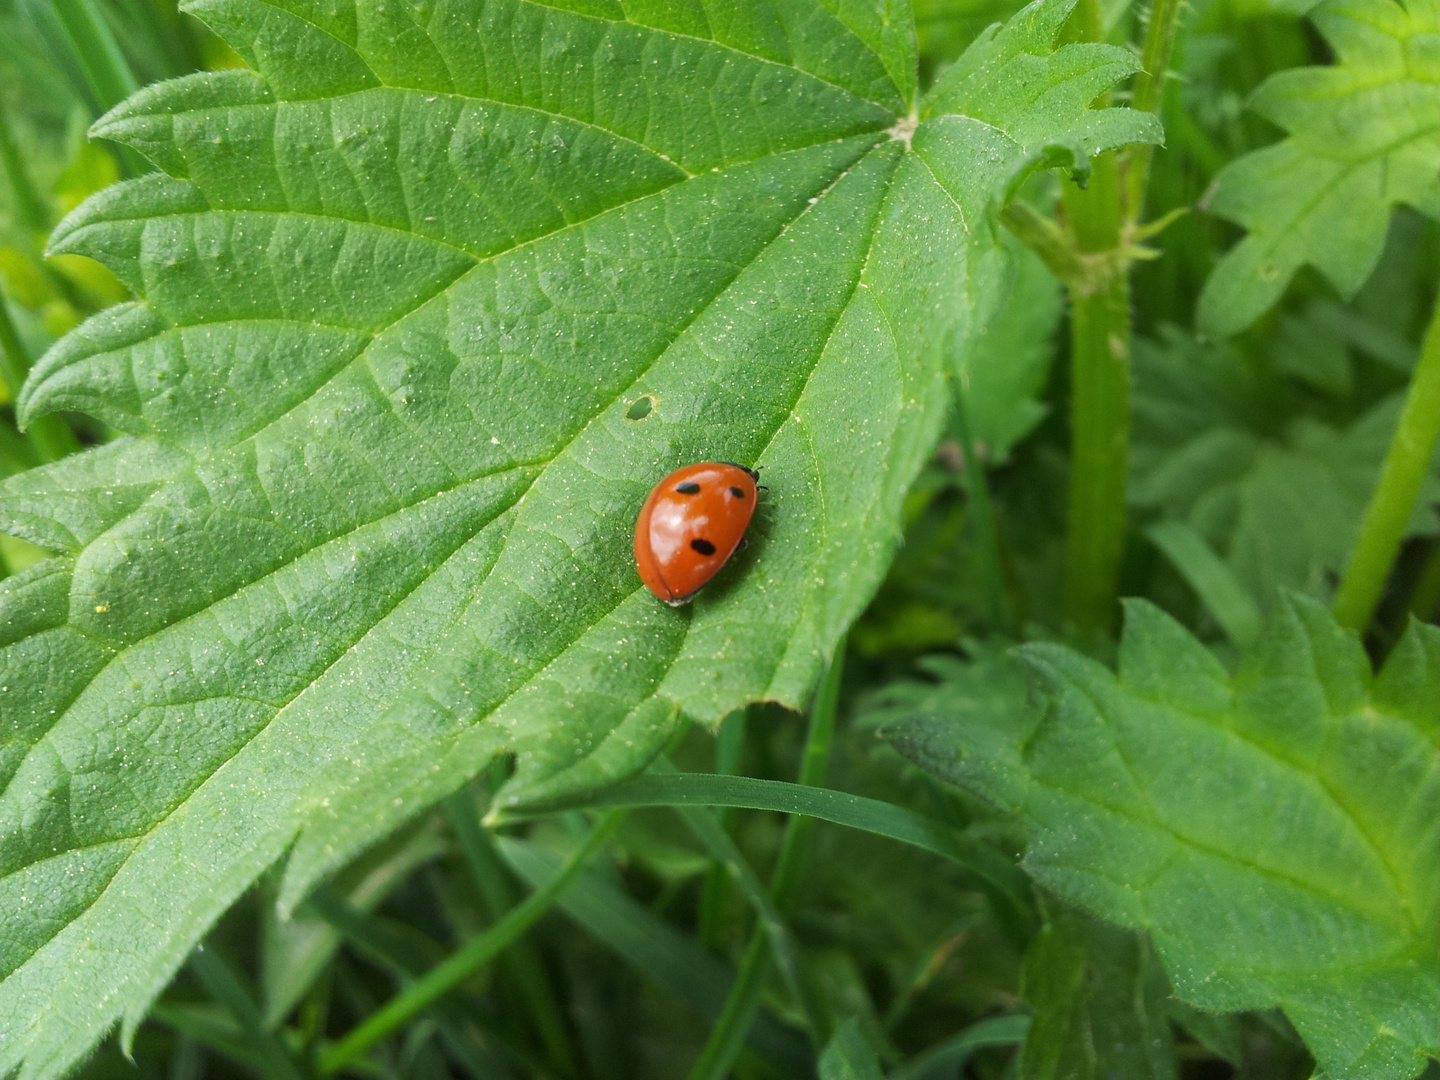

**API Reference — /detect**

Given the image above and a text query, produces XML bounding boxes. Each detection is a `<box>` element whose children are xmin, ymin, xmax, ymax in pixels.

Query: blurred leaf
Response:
<box><xmin>1198</xmin><ymin>0</ymin><xmax>1440</xmax><ymax>335</ymax></box>
<box><xmin>957</xmin><ymin>232</ymin><xmax>1062</xmax><ymax>463</ymax></box>
<box><xmin>261</xmin><ymin>818</ymin><xmax>448</xmax><ymax>1028</ymax></box>
<box><xmin>1273</xmin><ymin>310</ymin><xmax>1353</xmax><ymax>398</ymax></box>
<box><xmin>887</xmin><ymin>596</ymin><xmax>1440</xmax><ymax>1079</ymax></box>
<box><xmin>819</xmin><ymin>1018</ymin><xmax>885</xmax><ymax>1080</ymax></box>
<box><xmin>1017</xmin><ymin>902</ymin><xmax>1177</xmax><ymax>1080</ymax></box>
<box><xmin>0</xmin><ymin>248</ymin><xmax>58</xmax><ymax>309</ymax></box>
<box><xmin>1131</xmin><ymin>328</ymin><xmax>1440</xmax><ymax>607</ymax></box>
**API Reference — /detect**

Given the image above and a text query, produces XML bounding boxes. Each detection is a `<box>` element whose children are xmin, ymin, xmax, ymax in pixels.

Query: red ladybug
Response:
<box><xmin>634</xmin><ymin>462</ymin><xmax>759</xmax><ymax>605</ymax></box>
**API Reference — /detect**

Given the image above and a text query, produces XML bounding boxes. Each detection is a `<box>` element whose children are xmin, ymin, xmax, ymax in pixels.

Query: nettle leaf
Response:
<box><xmin>0</xmin><ymin>0</ymin><xmax>1160</xmax><ymax>1074</ymax></box>
<box><xmin>1130</xmin><ymin>329</ymin><xmax>1440</xmax><ymax>607</ymax></box>
<box><xmin>885</xmin><ymin>598</ymin><xmax>1440</xmax><ymax>1079</ymax></box>
<box><xmin>1197</xmin><ymin>0</ymin><xmax>1440</xmax><ymax>336</ymax></box>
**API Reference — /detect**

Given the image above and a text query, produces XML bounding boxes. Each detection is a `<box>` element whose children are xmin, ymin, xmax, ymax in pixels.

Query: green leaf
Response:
<box><xmin>1016</xmin><ymin>902</ymin><xmax>1177</xmax><ymax>1080</ymax></box>
<box><xmin>1197</xmin><ymin>0</ymin><xmax>1440</xmax><ymax>336</ymax></box>
<box><xmin>885</xmin><ymin>597</ymin><xmax>1440</xmax><ymax>1079</ymax></box>
<box><xmin>0</xmin><ymin>0</ymin><xmax>1159</xmax><ymax>1073</ymax></box>
<box><xmin>819</xmin><ymin>1018</ymin><xmax>885</xmax><ymax>1080</ymax></box>
<box><xmin>1130</xmin><ymin>328</ymin><xmax>1440</xmax><ymax>608</ymax></box>
<box><xmin>956</xmin><ymin>230</ymin><xmax>1062</xmax><ymax>462</ymax></box>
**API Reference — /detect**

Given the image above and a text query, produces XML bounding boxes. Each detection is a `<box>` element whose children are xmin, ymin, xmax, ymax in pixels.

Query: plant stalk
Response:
<box><xmin>1062</xmin><ymin>150</ymin><xmax>1131</xmax><ymax>637</ymax></box>
<box><xmin>1333</xmin><ymin>288</ymin><xmax>1440</xmax><ymax>631</ymax></box>
<box><xmin>686</xmin><ymin>643</ymin><xmax>846</xmax><ymax>1080</ymax></box>
<box><xmin>1125</xmin><ymin>0</ymin><xmax>1185</xmax><ymax>222</ymax></box>
<box><xmin>319</xmin><ymin>809</ymin><xmax>624</xmax><ymax>1075</ymax></box>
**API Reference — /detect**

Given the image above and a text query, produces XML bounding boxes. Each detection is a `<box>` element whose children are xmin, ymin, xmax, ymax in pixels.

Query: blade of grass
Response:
<box><xmin>500</xmin><ymin>773</ymin><xmax>1034</xmax><ymax>940</ymax></box>
<box><xmin>1334</xmin><ymin>287</ymin><xmax>1440</xmax><ymax>632</ymax></box>
<box><xmin>46</xmin><ymin>0</ymin><xmax>136</xmax><ymax>110</ymax></box>
<box><xmin>698</xmin><ymin>708</ymin><xmax>748</xmax><ymax>950</ymax></box>
<box><xmin>651</xmin><ymin>756</ymin><xmax>819</xmax><ymax>1048</ymax></box>
<box><xmin>686</xmin><ymin>645</ymin><xmax>846</xmax><ymax>1080</ymax></box>
<box><xmin>443</xmin><ymin>790</ymin><xmax>578</xmax><ymax>1078</ymax></box>
<box><xmin>317</xmin><ymin>809</ymin><xmax>624</xmax><ymax>1076</ymax></box>
<box><xmin>888</xmin><ymin>1015</ymin><xmax>1031</xmax><ymax>1080</ymax></box>
<box><xmin>188</xmin><ymin>945</ymin><xmax>305</xmax><ymax>1080</ymax></box>
<box><xmin>37</xmin><ymin>0</ymin><xmax>148</xmax><ymax>175</ymax></box>
<box><xmin>0</xmin><ymin>105</ymin><xmax>49</xmax><ymax>234</ymax></box>
<box><xmin>1147</xmin><ymin>521</ymin><xmax>1263</xmax><ymax>648</ymax></box>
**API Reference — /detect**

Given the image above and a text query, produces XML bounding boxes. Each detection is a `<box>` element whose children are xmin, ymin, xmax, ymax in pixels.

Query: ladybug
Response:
<box><xmin>634</xmin><ymin>462</ymin><xmax>760</xmax><ymax>605</ymax></box>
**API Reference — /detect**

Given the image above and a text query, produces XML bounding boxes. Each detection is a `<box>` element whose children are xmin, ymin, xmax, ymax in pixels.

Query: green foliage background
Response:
<box><xmin>0</xmin><ymin>0</ymin><xmax>1437</xmax><ymax>1078</ymax></box>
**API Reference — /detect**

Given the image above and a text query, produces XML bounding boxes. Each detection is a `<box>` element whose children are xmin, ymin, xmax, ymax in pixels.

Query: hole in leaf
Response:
<box><xmin>626</xmin><ymin>394</ymin><xmax>655</xmax><ymax>421</ymax></box>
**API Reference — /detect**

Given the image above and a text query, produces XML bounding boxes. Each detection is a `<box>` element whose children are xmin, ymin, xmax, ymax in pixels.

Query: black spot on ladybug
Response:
<box><xmin>690</xmin><ymin>538</ymin><xmax>716</xmax><ymax>556</ymax></box>
<box><xmin>729</xmin><ymin>486</ymin><xmax>746</xmax><ymax>498</ymax></box>
<box><xmin>676</xmin><ymin>482</ymin><xmax>701</xmax><ymax>495</ymax></box>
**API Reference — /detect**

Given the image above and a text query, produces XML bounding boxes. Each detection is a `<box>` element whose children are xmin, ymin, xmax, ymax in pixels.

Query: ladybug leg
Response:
<box><xmin>736</xmin><ymin>537</ymin><xmax>748</xmax><ymax>551</ymax></box>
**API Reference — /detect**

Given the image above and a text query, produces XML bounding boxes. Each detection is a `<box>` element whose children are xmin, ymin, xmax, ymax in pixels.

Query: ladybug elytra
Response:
<box><xmin>634</xmin><ymin>462</ymin><xmax>759</xmax><ymax>605</ymax></box>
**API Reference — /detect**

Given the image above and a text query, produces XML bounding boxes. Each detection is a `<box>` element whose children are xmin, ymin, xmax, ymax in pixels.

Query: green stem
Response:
<box><xmin>1062</xmin><ymin>169</ymin><xmax>1130</xmax><ymax>637</ymax></box>
<box><xmin>1333</xmin><ymin>290</ymin><xmax>1440</xmax><ymax>631</ymax></box>
<box><xmin>442</xmin><ymin>792</ymin><xmax>578</xmax><ymax>1078</ymax></box>
<box><xmin>687</xmin><ymin>644</ymin><xmax>846</xmax><ymax>1080</ymax></box>
<box><xmin>318</xmin><ymin>810</ymin><xmax>624</xmax><ymax>1076</ymax></box>
<box><xmin>0</xmin><ymin>293</ymin><xmax>80</xmax><ymax>462</ymax></box>
<box><xmin>699</xmin><ymin>708</ymin><xmax>748</xmax><ymax>950</ymax></box>
<box><xmin>1059</xmin><ymin>0</ymin><xmax>1133</xmax><ymax>639</ymax></box>
<box><xmin>189</xmin><ymin>944</ymin><xmax>306</xmax><ymax>1080</ymax></box>
<box><xmin>1124</xmin><ymin>0</ymin><xmax>1184</xmax><ymax>222</ymax></box>
<box><xmin>0</xmin><ymin>106</ymin><xmax>49</xmax><ymax>234</ymax></box>
<box><xmin>955</xmin><ymin>390</ymin><xmax>1010</xmax><ymax>631</ymax></box>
